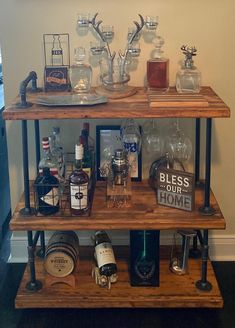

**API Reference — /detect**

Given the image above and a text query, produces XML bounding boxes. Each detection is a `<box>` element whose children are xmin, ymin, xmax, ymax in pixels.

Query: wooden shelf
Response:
<box><xmin>10</xmin><ymin>181</ymin><xmax>226</xmax><ymax>231</ymax></box>
<box><xmin>15</xmin><ymin>246</ymin><xmax>223</xmax><ymax>309</ymax></box>
<box><xmin>3</xmin><ymin>87</ymin><xmax>230</xmax><ymax>120</ymax></box>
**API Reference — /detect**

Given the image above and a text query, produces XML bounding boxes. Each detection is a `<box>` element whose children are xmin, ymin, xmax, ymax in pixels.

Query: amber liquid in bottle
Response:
<box><xmin>69</xmin><ymin>144</ymin><xmax>89</xmax><ymax>215</ymax></box>
<box><xmin>147</xmin><ymin>59</ymin><xmax>169</xmax><ymax>90</ymax></box>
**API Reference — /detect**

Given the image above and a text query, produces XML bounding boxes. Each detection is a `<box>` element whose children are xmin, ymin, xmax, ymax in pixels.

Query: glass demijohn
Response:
<box><xmin>176</xmin><ymin>45</ymin><xmax>201</xmax><ymax>93</ymax></box>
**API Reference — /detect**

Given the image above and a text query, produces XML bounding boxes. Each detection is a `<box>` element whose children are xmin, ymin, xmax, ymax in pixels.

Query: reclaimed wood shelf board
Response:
<box><xmin>15</xmin><ymin>246</ymin><xmax>223</xmax><ymax>309</ymax></box>
<box><xmin>148</xmin><ymin>93</ymin><xmax>209</xmax><ymax>108</ymax></box>
<box><xmin>3</xmin><ymin>87</ymin><xmax>230</xmax><ymax>120</ymax></box>
<box><xmin>10</xmin><ymin>181</ymin><xmax>226</xmax><ymax>231</ymax></box>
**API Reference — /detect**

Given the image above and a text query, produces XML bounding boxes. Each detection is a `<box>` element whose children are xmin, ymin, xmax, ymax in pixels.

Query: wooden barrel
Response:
<box><xmin>44</xmin><ymin>231</ymin><xmax>79</xmax><ymax>278</ymax></box>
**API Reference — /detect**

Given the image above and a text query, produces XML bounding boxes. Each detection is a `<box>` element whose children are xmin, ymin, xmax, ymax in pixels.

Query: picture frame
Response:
<box><xmin>96</xmin><ymin>125</ymin><xmax>142</xmax><ymax>181</ymax></box>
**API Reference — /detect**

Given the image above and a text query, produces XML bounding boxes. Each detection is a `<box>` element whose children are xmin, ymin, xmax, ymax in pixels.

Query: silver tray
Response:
<box><xmin>35</xmin><ymin>94</ymin><xmax>108</xmax><ymax>106</ymax></box>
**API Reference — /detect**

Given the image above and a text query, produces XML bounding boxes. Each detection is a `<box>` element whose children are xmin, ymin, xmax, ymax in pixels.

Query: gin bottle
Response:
<box><xmin>38</xmin><ymin>137</ymin><xmax>59</xmax><ymax>178</ymax></box>
<box><xmin>34</xmin><ymin>167</ymin><xmax>60</xmax><ymax>215</ymax></box>
<box><xmin>147</xmin><ymin>36</ymin><xmax>169</xmax><ymax>92</ymax></box>
<box><xmin>176</xmin><ymin>45</ymin><xmax>201</xmax><ymax>93</ymax></box>
<box><xmin>70</xmin><ymin>47</ymin><xmax>92</xmax><ymax>93</ymax></box>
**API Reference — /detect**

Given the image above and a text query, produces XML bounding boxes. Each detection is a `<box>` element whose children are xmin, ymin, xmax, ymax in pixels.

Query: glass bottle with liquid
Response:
<box><xmin>38</xmin><ymin>137</ymin><xmax>59</xmax><ymax>178</ymax></box>
<box><xmin>69</xmin><ymin>143</ymin><xmax>89</xmax><ymax>215</ymax></box>
<box><xmin>70</xmin><ymin>47</ymin><xmax>92</xmax><ymax>93</ymax></box>
<box><xmin>94</xmin><ymin>230</ymin><xmax>117</xmax><ymax>277</ymax></box>
<box><xmin>147</xmin><ymin>36</ymin><xmax>169</xmax><ymax>92</ymax></box>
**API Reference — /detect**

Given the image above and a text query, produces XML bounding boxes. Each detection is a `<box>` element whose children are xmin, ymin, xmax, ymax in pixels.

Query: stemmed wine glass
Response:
<box><xmin>142</xmin><ymin>120</ymin><xmax>164</xmax><ymax>157</ymax></box>
<box><xmin>165</xmin><ymin>119</ymin><xmax>192</xmax><ymax>163</ymax></box>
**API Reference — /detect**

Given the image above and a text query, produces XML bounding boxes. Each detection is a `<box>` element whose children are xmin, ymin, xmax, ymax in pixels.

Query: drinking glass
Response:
<box><xmin>145</xmin><ymin>15</ymin><xmax>158</xmax><ymax>30</ymax></box>
<box><xmin>165</xmin><ymin>119</ymin><xmax>192</xmax><ymax>162</ymax></box>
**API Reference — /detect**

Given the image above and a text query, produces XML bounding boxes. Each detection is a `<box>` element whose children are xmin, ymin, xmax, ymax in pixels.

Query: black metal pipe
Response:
<box><xmin>205</xmin><ymin>118</ymin><xmax>212</xmax><ymax>207</ymax></box>
<box><xmin>25</xmin><ymin>231</ymin><xmax>43</xmax><ymax>291</ymax></box>
<box><xmin>39</xmin><ymin>231</ymin><xmax>46</xmax><ymax>257</ymax></box>
<box><xmin>199</xmin><ymin>118</ymin><xmax>215</xmax><ymax>215</ymax></box>
<box><xmin>195</xmin><ymin>229</ymin><xmax>212</xmax><ymax>291</ymax></box>
<box><xmin>195</xmin><ymin>118</ymin><xmax>201</xmax><ymax>185</ymax></box>
<box><xmin>32</xmin><ymin>231</ymin><xmax>41</xmax><ymax>248</ymax></box>
<box><xmin>34</xmin><ymin>120</ymin><xmax>40</xmax><ymax>170</ymax></box>
<box><xmin>27</xmin><ymin>231</ymin><xmax>36</xmax><ymax>283</ymax></box>
<box><xmin>21</xmin><ymin>120</ymin><xmax>31</xmax><ymax>214</ymax></box>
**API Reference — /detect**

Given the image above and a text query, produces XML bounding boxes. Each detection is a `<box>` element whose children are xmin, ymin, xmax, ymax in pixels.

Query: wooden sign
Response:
<box><xmin>157</xmin><ymin>168</ymin><xmax>195</xmax><ymax>212</ymax></box>
<box><xmin>44</xmin><ymin>66</ymin><xmax>70</xmax><ymax>92</ymax></box>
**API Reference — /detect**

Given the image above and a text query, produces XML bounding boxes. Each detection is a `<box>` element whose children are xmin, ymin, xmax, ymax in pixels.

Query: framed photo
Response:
<box><xmin>96</xmin><ymin>125</ymin><xmax>142</xmax><ymax>181</ymax></box>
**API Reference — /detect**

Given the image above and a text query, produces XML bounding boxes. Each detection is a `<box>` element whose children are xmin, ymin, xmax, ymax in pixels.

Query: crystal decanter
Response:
<box><xmin>147</xmin><ymin>36</ymin><xmax>169</xmax><ymax>92</ymax></box>
<box><xmin>176</xmin><ymin>45</ymin><xmax>201</xmax><ymax>93</ymax></box>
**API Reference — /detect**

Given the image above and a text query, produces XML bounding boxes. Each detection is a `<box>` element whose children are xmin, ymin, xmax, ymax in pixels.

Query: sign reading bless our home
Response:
<box><xmin>157</xmin><ymin>168</ymin><xmax>195</xmax><ymax>212</ymax></box>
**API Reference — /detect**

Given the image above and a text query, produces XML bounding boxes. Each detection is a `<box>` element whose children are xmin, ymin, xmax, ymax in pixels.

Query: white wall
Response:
<box><xmin>0</xmin><ymin>0</ymin><xmax>235</xmax><ymax>260</ymax></box>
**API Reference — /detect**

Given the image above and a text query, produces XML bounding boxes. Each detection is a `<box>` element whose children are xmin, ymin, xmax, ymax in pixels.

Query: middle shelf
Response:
<box><xmin>10</xmin><ymin>181</ymin><xmax>225</xmax><ymax>231</ymax></box>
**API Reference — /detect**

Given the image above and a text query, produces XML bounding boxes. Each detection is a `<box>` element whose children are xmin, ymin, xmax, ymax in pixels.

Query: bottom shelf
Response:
<box><xmin>16</xmin><ymin>247</ymin><xmax>223</xmax><ymax>309</ymax></box>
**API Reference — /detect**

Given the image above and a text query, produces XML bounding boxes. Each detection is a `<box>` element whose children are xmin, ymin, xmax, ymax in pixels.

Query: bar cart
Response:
<box><xmin>3</xmin><ymin>86</ymin><xmax>230</xmax><ymax>308</ymax></box>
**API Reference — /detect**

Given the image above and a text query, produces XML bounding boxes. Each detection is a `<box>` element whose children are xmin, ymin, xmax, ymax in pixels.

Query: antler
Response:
<box><xmin>181</xmin><ymin>45</ymin><xmax>197</xmax><ymax>57</ymax></box>
<box><xmin>128</xmin><ymin>14</ymin><xmax>145</xmax><ymax>45</ymax></box>
<box><xmin>90</xmin><ymin>13</ymin><xmax>106</xmax><ymax>42</ymax></box>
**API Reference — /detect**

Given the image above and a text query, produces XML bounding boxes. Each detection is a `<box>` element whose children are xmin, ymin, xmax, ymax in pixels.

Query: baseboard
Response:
<box><xmin>8</xmin><ymin>232</ymin><xmax>235</xmax><ymax>263</ymax></box>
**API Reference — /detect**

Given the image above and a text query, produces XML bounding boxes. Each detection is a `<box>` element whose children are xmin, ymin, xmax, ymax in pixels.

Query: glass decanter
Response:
<box><xmin>176</xmin><ymin>45</ymin><xmax>201</xmax><ymax>93</ymax></box>
<box><xmin>70</xmin><ymin>47</ymin><xmax>92</xmax><ymax>93</ymax></box>
<box><xmin>147</xmin><ymin>36</ymin><xmax>169</xmax><ymax>92</ymax></box>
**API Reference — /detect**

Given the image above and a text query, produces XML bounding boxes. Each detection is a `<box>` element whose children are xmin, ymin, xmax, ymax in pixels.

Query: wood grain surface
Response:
<box><xmin>3</xmin><ymin>87</ymin><xmax>230</xmax><ymax>120</ymax></box>
<box><xmin>15</xmin><ymin>246</ymin><xmax>223</xmax><ymax>309</ymax></box>
<box><xmin>10</xmin><ymin>181</ymin><xmax>225</xmax><ymax>231</ymax></box>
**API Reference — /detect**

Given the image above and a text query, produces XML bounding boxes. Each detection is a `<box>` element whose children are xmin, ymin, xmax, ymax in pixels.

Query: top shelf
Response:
<box><xmin>3</xmin><ymin>87</ymin><xmax>230</xmax><ymax>120</ymax></box>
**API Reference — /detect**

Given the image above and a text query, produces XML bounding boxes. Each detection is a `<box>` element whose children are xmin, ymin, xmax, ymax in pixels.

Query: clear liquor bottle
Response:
<box><xmin>70</xmin><ymin>47</ymin><xmax>92</xmax><ymax>93</ymax></box>
<box><xmin>176</xmin><ymin>45</ymin><xmax>201</xmax><ymax>93</ymax></box>
<box><xmin>147</xmin><ymin>36</ymin><xmax>169</xmax><ymax>92</ymax></box>
<box><xmin>69</xmin><ymin>143</ymin><xmax>89</xmax><ymax>215</ymax></box>
<box><xmin>50</xmin><ymin>127</ymin><xmax>65</xmax><ymax>178</ymax></box>
<box><xmin>38</xmin><ymin>137</ymin><xmax>59</xmax><ymax>178</ymax></box>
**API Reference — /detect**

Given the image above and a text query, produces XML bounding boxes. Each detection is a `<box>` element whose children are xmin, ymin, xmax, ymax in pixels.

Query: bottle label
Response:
<box><xmin>95</xmin><ymin>242</ymin><xmax>116</xmax><ymax>268</ymax></box>
<box><xmin>40</xmin><ymin>188</ymin><xmax>59</xmax><ymax>206</ymax></box>
<box><xmin>70</xmin><ymin>183</ymin><xmax>88</xmax><ymax>209</ymax></box>
<box><xmin>123</xmin><ymin>142</ymin><xmax>137</xmax><ymax>153</ymax></box>
<box><xmin>39</xmin><ymin>167</ymin><xmax>59</xmax><ymax>179</ymax></box>
<box><xmin>82</xmin><ymin>167</ymin><xmax>91</xmax><ymax>178</ymax></box>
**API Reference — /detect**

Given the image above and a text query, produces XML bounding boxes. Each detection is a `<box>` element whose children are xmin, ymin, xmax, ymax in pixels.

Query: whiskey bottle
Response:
<box><xmin>69</xmin><ymin>143</ymin><xmax>89</xmax><ymax>215</ymax></box>
<box><xmin>176</xmin><ymin>45</ymin><xmax>201</xmax><ymax>93</ymax></box>
<box><xmin>147</xmin><ymin>36</ymin><xmax>169</xmax><ymax>92</ymax></box>
<box><xmin>94</xmin><ymin>230</ymin><xmax>117</xmax><ymax>277</ymax></box>
<box><xmin>79</xmin><ymin>134</ymin><xmax>93</xmax><ymax>178</ymax></box>
<box><xmin>38</xmin><ymin>137</ymin><xmax>59</xmax><ymax>178</ymax></box>
<box><xmin>130</xmin><ymin>230</ymin><xmax>160</xmax><ymax>286</ymax></box>
<box><xmin>34</xmin><ymin>167</ymin><xmax>60</xmax><ymax>215</ymax></box>
<box><xmin>83</xmin><ymin>122</ymin><xmax>95</xmax><ymax>152</ymax></box>
<box><xmin>70</xmin><ymin>47</ymin><xmax>92</xmax><ymax>93</ymax></box>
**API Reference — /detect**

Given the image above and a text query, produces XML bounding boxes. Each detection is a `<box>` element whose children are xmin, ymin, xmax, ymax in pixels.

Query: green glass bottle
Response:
<box><xmin>130</xmin><ymin>230</ymin><xmax>160</xmax><ymax>286</ymax></box>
